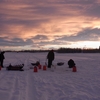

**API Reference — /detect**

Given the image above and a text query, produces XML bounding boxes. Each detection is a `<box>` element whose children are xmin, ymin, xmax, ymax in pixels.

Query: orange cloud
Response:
<box><xmin>0</xmin><ymin>0</ymin><xmax>100</xmax><ymax>50</ymax></box>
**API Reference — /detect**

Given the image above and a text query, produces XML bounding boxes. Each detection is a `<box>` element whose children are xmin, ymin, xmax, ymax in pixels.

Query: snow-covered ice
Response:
<box><xmin>0</xmin><ymin>52</ymin><xmax>100</xmax><ymax>100</ymax></box>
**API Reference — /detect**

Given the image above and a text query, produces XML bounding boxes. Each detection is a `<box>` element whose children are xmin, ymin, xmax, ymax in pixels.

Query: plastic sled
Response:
<box><xmin>57</xmin><ymin>62</ymin><xmax>64</xmax><ymax>66</ymax></box>
<box><xmin>6</xmin><ymin>64</ymin><xmax>24</xmax><ymax>71</ymax></box>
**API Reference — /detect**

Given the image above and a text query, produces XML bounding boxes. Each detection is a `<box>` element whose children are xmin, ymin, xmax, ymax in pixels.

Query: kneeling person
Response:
<box><xmin>68</xmin><ymin>59</ymin><xmax>75</xmax><ymax>68</ymax></box>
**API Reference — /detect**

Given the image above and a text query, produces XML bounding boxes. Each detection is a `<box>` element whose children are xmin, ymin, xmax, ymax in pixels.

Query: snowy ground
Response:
<box><xmin>0</xmin><ymin>52</ymin><xmax>100</xmax><ymax>100</ymax></box>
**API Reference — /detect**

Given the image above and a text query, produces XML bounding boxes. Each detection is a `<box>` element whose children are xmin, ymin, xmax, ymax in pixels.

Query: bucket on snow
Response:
<box><xmin>34</xmin><ymin>66</ymin><xmax>38</xmax><ymax>72</ymax></box>
<box><xmin>43</xmin><ymin>65</ymin><xmax>46</xmax><ymax>70</ymax></box>
<box><xmin>0</xmin><ymin>66</ymin><xmax>1</xmax><ymax>70</ymax></box>
<box><xmin>38</xmin><ymin>64</ymin><xmax>42</xmax><ymax>69</ymax></box>
<box><xmin>72</xmin><ymin>66</ymin><xmax>77</xmax><ymax>72</ymax></box>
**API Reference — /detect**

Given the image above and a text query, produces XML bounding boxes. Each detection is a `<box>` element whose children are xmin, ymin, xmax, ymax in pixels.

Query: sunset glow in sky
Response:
<box><xmin>0</xmin><ymin>0</ymin><xmax>100</xmax><ymax>50</ymax></box>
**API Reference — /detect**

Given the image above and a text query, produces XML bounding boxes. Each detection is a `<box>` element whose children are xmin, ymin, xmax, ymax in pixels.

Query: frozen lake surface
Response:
<box><xmin>0</xmin><ymin>52</ymin><xmax>100</xmax><ymax>100</ymax></box>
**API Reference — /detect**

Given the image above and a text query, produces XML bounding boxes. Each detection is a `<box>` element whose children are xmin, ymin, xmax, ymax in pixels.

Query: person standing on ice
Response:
<box><xmin>0</xmin><ymin>51</ymin><xmax>5</xmax><ymax>68</ymax></box>
<box><xmin>47</xmin><ymin>50</ymin><xmax>55</xmax><ymax>68</ymax></box>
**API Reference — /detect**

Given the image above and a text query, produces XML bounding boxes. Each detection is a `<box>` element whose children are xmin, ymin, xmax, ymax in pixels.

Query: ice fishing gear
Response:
<box><xmin>38</xmin><ymin>64</ymin><xmax>42</xmax><ymax>69</ymax></box>
<box><xmin>34</xmin><ymin>66</ymin><xmax>38</xmax><ymax>72</ymax></box>
<box><xmin>43</xmin><ymin>65</ymin><xmax>47</xmax><ymax>70</ymax></box>
<box><xmin>57</xmin><ymin>62</ymin><xmax>64</xmax><ymax>66</ymax></box>
<box><xmin>31</xmin><ymin>61</ymin><xmax>40</xmax><ymax>66</ymax></box>
<box><xmin>6</xmin><ymin>64</ymin><xmax>24</xmax><ymax>71</ymax></box>
<box><xmin>0</xmin><ymin>65</ymin><xmax>1</xmax><ymax>70</ymax></box>
<box><xmin>72</xmin><ymin>66</ymin><xmax>77</xmax><ymax>72</ymax></box>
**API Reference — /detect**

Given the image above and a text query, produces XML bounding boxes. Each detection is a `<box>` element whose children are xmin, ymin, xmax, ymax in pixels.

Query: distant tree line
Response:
<box><xmin>57</xmin><ymin>48</ymin><xmax>100</xmax><ymax>53</ymax></box>
<box><xmin>57</xmin><ymin>48</ymin><xmax>82</xmax><ymax>53</ymax></box>
<box><xmin>5</xmin><ymin>47</ymin><xmax>100</xmax><ymax>53</ymax></box>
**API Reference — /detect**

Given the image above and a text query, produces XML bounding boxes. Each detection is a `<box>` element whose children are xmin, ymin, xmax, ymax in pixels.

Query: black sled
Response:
<box><xmin>57</xmin><ymin>62</ymin><xmax>64</xmax><ymax>66</ymax></box>
<box><xmin>31</xmin><ymin>61</ymin><xmax>40</xmax><ymax>66</ymax></box>
<box><xmin>6</xmin><ymin>64</ymin><xmax>24</xmax><ymax>71</ymax></box>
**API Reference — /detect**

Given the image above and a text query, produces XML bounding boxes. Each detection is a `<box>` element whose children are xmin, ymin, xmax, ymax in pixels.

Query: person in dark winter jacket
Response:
<box><xmin>68</xmin><ymin>59</ymin><xmax>75</xmax><ymax>68</ymax></box>
<box><xmin>0</xmin><ymin>51</ymin><xmax>5</xmax><ymax>68</ymax></box>
<box><xmin>47</xmin><ymin>50</ymin><xmax>55</xmax><ymax>68</ymax></box>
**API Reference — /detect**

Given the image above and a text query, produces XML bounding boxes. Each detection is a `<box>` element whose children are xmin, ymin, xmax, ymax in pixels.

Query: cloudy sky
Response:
<box><xmin>0</xmin><ymin>0</ymin><xmax>100</xmax><ymax>51</ymax></box>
